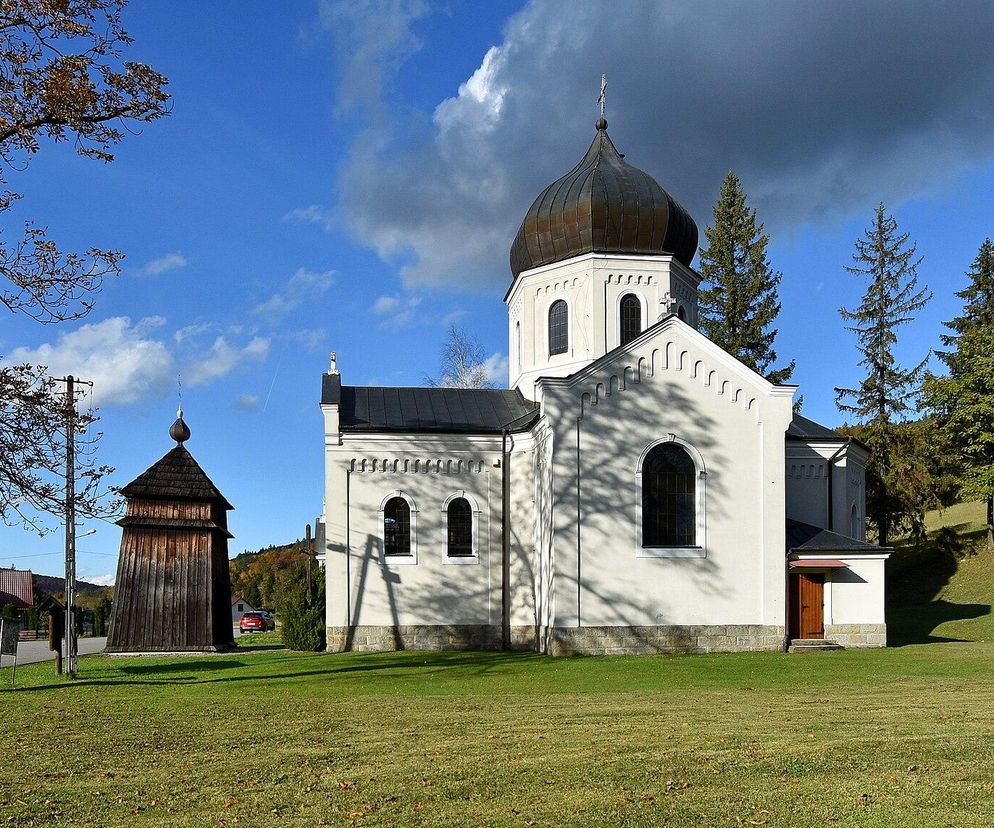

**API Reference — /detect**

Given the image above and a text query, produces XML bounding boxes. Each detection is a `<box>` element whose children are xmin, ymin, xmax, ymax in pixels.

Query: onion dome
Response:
<box><xmin>509</xmin><ymin>118</ymin><xmax>698</xmax><ymax>278</ymax></box>
<box><xmin>169</xmin><ymin>407</ymin><xmax>191</xmax><ymax>445</ymax></box>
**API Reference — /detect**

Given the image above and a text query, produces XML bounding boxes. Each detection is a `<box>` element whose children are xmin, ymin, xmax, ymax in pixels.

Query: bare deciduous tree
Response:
<box><xmin>425</xmin><ymin>325</ymin><xmax>496</xmax><ymax>389</ymax></box>
<box><xmin>0</xmin><ymin>0</ymin><xmax>169</xmax><ymax>531</ymax></box>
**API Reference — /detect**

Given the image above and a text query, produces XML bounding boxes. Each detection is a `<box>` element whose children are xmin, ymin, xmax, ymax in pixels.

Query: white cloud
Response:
<box><xmin>134</xmin><ymin>252</ymin><xmax>188</xmax><ymax>278</ymax></box>
<box><xmin>6</xmin><ymin>316</ymin><xmax>176</xmax><ymax>406</ymax></box>
<box><xmin>372</xmin><ymin>295</ymin><xmax>400</xmax><ymax>314</ymax></box>
<box><xmin>174</xmin><ymin>322</ymin><xmax>214</xmax><ymax>344</ymax></box>
<box><xmin>441</xmin><ymin>309</ymin><xmax>468</xmax><ymax>326</ymax></box>
<box><xmin>5</xmin><ymin>318</ymin><xmax>272</xmax><ymax>407</ymax></box>
<box><xmin>331</xmin><ymin>1</ymin><xmax>994</xmax><ymax>289</ymax></box>
<box><xmin>371</xmin><ymin>294</ymin><xmax>421</xmax><ymax>328</ymax></box>
<box><xmin>235</xmin><ymin>393</ymin><xmax>259</xmax><ymax>411</ymax></box>
<box><xmin>282</xmin><ymin>205</ymin><xmax>335</xmax><ymax>230</ymax></box>
<box><xmin>255</xmin><ymin>267</ymin><xmax>335</xmax><ymax>319</ymax></box>
<box><xmin>184</xmin><ymin>336</ymin><xmax>270</xmax><ymax>386</ymax></box>
<box><xmin>482</xmin><ymin>352</ymin><xmax>508</xmax><ymax>386</ymax></box>
<box><xmin>87</xmin><ymin>573</ymin><xmax>116</xmax><ymax>587</ymax></box>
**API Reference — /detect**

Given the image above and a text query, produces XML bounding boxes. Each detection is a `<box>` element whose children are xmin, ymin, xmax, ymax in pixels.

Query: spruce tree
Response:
<box><xmin>925</xmin><ymin>238</ymin><xmax>994</xmax><ymax>552</ymax></box>
<box><xmin>698</xmin><ymin>171</ymin><xmax>794</xmax><ymax>384</ymax></box>
<box><xmin>836</xmin><ymin>204</ymin><xmax>931</xmax><ymax>546</ymax></box>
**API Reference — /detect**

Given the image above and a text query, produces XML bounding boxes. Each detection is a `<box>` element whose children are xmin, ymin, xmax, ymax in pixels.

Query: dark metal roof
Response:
<box><xmin>120</xmin><ymin>445</ymin><xmax>233</xmax><ymax>510</ymax></box>
<box><xmin>786</xmin><ymin>519</ymin><xmax>886</xmax><ymax>554</ymax></box>
<box><xmin>327</xmin><ymin>384</ymin><xmax>540</xmax><ymax>434</ymax></box>
<box><xmin>786</xmin><ymin>413</ymin><xmax>846</xmax><ymax>442</ymax></box>
<box><xmin>0</xmin><ymin>567</ymin><xmax>33</xmax><ymax>609</ymax></box>
<box><xmin>509</xmin><ymin>119</ymin><xmax>698</xmax><ymax>279</ymax></box>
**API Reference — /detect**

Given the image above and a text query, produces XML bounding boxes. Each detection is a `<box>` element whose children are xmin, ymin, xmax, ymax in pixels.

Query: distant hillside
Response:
<box><xmin>888</xmin><ymin>500</ymin><xmax>994</xmax><ymax>645</ymax></box>
<box><xmin>230</xmin><ymin>539</ymin><xmax>311</xmax><ymax>610</ymax></box>
<box><xmin>33</xmin><ymin>573</ymin><xmax>109</xmax><ymax>597</ymax></box>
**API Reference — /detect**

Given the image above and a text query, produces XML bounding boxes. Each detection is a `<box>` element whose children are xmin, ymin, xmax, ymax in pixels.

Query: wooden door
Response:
<box><xmin>796</xmin><ymin>573</ymin><xmax>824</xmax><ymax>639</ymax></box>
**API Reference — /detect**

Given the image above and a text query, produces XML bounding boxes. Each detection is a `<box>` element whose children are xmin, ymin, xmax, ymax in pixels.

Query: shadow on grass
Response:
<box><xmin>121</xmin><ymin>659</ymin><xmax>247</xmax><ymax>675</ymax></box>
<box><xmin>887</xmin><ymin>600</ymin><xmax>991</xmax><ymax>646</ymax></box>
<box><xmin>11</xmin><ymin>650</ymin><xmax>547</xmax><ymax>693</ymax></box>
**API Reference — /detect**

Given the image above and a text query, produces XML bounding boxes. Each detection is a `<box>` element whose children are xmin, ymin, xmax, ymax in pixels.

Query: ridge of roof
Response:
<box><xmin>786</xmin><ymin>412</ymin><xmax>846</xmax><ymax>441</ymax></box>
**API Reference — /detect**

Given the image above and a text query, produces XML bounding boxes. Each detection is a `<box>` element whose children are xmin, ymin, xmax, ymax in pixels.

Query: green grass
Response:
<box><xmin>888</xmin><ymin>500</ymin><xmax>994</xmax><ymax>645</ymax></box>
<box><xmin>5</xmin><ymin>507</ymin><xmax>994</xmax><ymax>827</ymax></box>
<box><xmin>4</xmin><ymin>643</ymin><xmax>994</xmax><ymax>827</ymax></box>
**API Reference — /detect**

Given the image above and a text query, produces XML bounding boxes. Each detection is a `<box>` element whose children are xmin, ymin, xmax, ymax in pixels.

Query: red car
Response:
<box><xmin>239</xmin><ymin>611</ymin><xmax>275</xmax><ymax>634</ymax></box>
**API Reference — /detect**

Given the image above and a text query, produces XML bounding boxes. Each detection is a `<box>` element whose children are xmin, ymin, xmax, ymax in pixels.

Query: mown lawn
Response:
<box><xmin>4</xmin><ymin>638</ymin><xmax>994</xmax><ymax>827</ymax></box>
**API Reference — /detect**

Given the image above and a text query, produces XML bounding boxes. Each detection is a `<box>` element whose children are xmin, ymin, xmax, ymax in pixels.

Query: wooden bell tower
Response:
<box><xmin>106</xmin><ymin>410</ymin><xmax>235</xmax><ymax>652</ymax></box>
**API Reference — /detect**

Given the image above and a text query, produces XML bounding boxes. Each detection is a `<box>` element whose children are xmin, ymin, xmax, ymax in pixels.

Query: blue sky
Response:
<box><xmin>3</xmin><ymin>1</ymin><xmax>994</xmax><ymax>581</ymax></box>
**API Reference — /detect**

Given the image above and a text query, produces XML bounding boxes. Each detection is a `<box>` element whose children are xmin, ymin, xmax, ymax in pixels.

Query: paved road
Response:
<box><xmin>12</xmin><ymin>637</ymin><xmax>108</xmax><ymax>665</ymax></box>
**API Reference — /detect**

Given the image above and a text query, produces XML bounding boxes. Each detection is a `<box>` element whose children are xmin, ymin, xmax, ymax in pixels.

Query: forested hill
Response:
<box><xmin>229</xmin><ymin>540</ymin><xmax>312</xmax><ymax>611</ymax></box>
<box><xmin>33</xmin><ymin>573</ymin><xmax>107</xmax><ymax>598</ymax></box>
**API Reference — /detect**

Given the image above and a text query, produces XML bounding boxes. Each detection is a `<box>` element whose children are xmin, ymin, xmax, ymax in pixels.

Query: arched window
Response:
<box><xmin>383</xmin><ymin>496</ymin><xmax>411</xmax><ymax>556</ymax></box>
<box><xmin>677</xmin><ymin>305</ymin><xmax>687</xmax><ymax>322</ymax></box>
<box><xmin>446</xmin><ymin>497</ymin><xmax>473</xmax><ymax>557</ymax></box>
<box><xmin>515</xmin><ymin>321</ymin><xmax>521</xmax><ymax>371</ymax></box>
<box><xmin>642</xmin><ymin>443</ymin><xmax>696</xmax><ymax>546</ymax></box>
<box><xmin>548</xmin><ymin>300</ymin><xmax>568</xmax><ymax>356</ymax></box>
<box><xmin>620</xmin><ymin>293</ymin><xmax>641</xmax><ymax>345</ymax></box>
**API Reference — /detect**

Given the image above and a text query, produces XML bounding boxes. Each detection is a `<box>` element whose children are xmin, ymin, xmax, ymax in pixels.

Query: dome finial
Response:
<box><xmin>169</xmin><ymin>375</ymin><xmax>191</xmax><ymax>445</ymax></box>
<box><xmin>596</xmin><ymin>73</ymin><xmax>608</xmax><ymax>131</ymax></box>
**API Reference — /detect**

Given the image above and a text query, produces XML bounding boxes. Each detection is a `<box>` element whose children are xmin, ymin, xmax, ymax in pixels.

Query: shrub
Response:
<box><xmin>277</xmin><ymin>579</ymin><xmax>325</xmax><ymax>652</ymax></box>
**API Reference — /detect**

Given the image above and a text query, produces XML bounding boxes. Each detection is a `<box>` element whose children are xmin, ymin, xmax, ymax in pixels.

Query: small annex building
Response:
<box><xmin>319</xmin><ymin>117</ymin><xmax>890</xmax><ymax>655</ymax></box>
<box><xmin>231</xmin><ymin>595</ymin><xmax>258</xmax><ymax>624</ymax></box>
<box><xmin>107</xmin><ymin>411</ymin><xmax>235</xmax><ymax>653</ymax></box>
<box><xmin>0</xmin><ymin>567</ymin><xmax>34</xmax><ymax>624</ymax></box>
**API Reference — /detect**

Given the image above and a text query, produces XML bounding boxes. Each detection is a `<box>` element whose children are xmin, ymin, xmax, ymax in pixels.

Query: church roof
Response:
<box><xmin>786</xmin><ymin>413</ymin><xmax>847</xmax><ymax>442</ymax></box>
<box><xmin>787</xmin><ymin>519</ymin><xmax>887</xmax><ymax>553</ymax></box>
<box><xmin>121</xmin><ymin>445</ymin><xmax>233</xmax><ymax>510</ymax></box>
<box><xmin>509</xmin><ymin>118</ymin><xmax>698</xmax><ymax>279</ymax></box>
<box><xmin>325</xmin><ymin>382</ymin><xmax>540</xmax><ymax>434</ymax></box>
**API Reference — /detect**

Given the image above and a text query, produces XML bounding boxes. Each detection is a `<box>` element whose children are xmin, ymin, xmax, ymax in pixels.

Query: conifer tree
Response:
<box><xmin>836</xmin><ymin>204</ymin><xmax>931</xmax><ymax>546</ymax></box>
<box><xmin>698</xmin><ymin>171</ymin><xmax>794</xmax><ymax>384</ymax></box>
<box><xmin>924</xmin><ymin>238</ymin><xmax>994</xmax><ymax>552</ymax></box>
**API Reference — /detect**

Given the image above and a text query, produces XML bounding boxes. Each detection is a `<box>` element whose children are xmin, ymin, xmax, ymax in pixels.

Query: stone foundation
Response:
<box><xmin>548</xmin><ymin>625</ymin><xmax>786</xmax><ymax>656</ymax></box>
<box><xmin>824</xmin><ymin>623</ymin><xmax>887</xmax><ymax>648</ymax></box>
<box><xmin>327</xmin><ymin>624</ymin><xmax>786</xmax><ymax>655</ymax></box>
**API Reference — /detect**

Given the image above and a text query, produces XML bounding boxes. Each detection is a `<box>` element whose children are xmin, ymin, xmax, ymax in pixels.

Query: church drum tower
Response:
<box><xmin>106</xmin><ymin>411</ymin><xmax>235</xmax><ymax>652</ymax></box>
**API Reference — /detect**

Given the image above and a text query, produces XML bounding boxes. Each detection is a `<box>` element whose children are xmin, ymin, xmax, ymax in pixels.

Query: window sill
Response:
<box><xmin>637</xmin><ymin>546</ymin><xmax>706</xmax><ymax>559</ymax></box>
<box><xmin>382</xmin><ymin>554</ymin><xmax>417</xmax><ymax>566</ymax></box>
<box><xmin>444</xmin><ymin>555</ymin><xmax>479</xmax><ymax>565</ymax></box>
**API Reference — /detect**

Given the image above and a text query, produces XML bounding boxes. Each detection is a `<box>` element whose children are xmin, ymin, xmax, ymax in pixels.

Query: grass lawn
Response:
<box><xmin>4</xmin><ymin>638</ymin><xmax>994</xmax><ymax>827</ymax></box>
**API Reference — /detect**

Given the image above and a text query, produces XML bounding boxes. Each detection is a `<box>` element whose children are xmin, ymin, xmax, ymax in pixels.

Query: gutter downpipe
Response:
<box><xmin>825</xmin><ymin>439</ymin><xmax>851</xmax><ymax>532</ymax></box>
<box><xmin>576</xmin><ymin>415</ymin><xmax>582</xmax><ymax>628</ymax></box>
<box><xmin>501</xmin><ymin>428</ymin><xmax>511</xmax><ymax>651</ymax></box>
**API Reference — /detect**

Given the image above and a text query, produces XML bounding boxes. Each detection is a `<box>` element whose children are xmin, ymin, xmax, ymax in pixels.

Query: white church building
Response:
<box><xmin>319</xmin><ymin>117</ymin><xmax>889</xmax><ymax>655</ymax></box>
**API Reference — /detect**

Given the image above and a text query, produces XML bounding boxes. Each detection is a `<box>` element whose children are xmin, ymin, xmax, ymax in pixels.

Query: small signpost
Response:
<box><xmin>0</xmin><ymin>617</ymin><xmax>20</xmax><ymax>688</ymax></box>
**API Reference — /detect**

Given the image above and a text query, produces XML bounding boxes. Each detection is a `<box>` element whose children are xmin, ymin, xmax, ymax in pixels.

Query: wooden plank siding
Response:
<box><xmin>107</xmin><ymin>441</ymin><xmax>235</xmax><ymax>653</ymax></box>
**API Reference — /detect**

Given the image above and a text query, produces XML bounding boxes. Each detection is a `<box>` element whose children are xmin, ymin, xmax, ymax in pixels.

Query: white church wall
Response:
<box><xmin>508</xmin><ymin>253</ymin><xmax>701</xmax><ymax>398</ymax></box>
<box><xmin>538</xmin><ymin>318</ymin><xmax>794</xmax><ymax>651</ymax></box>
<box><xmin>785</xmin><ymin>441</ymin><xmax>868</xmax><ymax>539</ymax></box>
<box><xmin>322</xmin><ymin>432</ymin><xmax>541</xmax><ymax>651</ymax></box>
<box><xmin>825</xmin><ymin>555</ymin><xmax>889</xmax><ymax>647</ymax></box>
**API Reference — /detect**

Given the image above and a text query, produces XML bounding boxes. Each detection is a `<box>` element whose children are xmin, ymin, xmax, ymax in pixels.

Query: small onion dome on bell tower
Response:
<box><xmin>509</xmin><ymin>118</ymin><xmax>699</xmax><ymax>279</ymax></box>
<box><xmin>169</xmin><ymin>407</ymin><xmax>191</xmax><ymax>445</ymax></box>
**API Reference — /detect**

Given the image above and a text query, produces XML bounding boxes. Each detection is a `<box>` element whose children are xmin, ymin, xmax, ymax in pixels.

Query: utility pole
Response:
<box><xmin>53</xmin><ymin>374</ymin><xmax>93</xmax><ymax>677</ymax></box>
<box><xmin>63</xmin><ymin>375</ymin><xmax>77</xmax><ymax>677</ymax></box>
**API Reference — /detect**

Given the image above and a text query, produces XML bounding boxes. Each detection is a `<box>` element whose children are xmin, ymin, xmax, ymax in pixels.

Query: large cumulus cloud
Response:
<box><xmin>328</xmin><ymin>0</ymin><xmax>994</xmax><ymax>289</ymax></box>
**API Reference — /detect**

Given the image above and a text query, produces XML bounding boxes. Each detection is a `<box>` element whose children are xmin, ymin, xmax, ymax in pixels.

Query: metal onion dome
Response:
<box><xmin>509</xmin><ymin>118</ymin><xmax>698</xmax><ymax>279</ymax></box>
